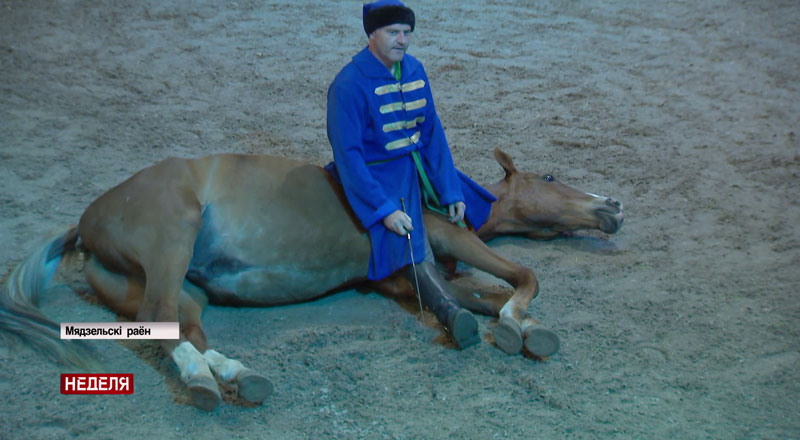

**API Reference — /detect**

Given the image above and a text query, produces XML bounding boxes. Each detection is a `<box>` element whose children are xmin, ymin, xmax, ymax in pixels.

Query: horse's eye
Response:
<box><xmin>543</xmin><ymin>174</ymin><xmax>554</xmax><ymax>182</ymax></box>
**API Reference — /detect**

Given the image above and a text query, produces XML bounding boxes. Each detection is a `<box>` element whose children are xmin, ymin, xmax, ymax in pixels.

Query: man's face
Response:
<box><xmin>369</xmin><ymin>23</ymin><xmax>413</xmax><ymax>68</ymax></box>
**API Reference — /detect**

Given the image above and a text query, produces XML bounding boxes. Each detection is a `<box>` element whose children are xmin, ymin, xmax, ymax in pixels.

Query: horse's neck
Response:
<box><xmin>477</xmin><ymin>180</ymin><xmax>514</xmax><ymax>241</ymax></box>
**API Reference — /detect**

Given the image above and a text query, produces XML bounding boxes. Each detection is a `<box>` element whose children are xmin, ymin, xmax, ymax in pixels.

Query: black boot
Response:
<box><xmin>406</xmin><ymin>261</ymin><xmax>480</xmax><ymax>349</ymax></box>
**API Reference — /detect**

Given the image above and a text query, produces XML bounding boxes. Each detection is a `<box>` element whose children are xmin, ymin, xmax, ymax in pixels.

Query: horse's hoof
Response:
<box><xmin>524</xmin><ymin>326</ymin><xmax>560</xmax><ymax>358</ymax></box>
<box><xmin>236</xmin><ymin>369</ymin><xmax>273</xmax><ymax>404</ymax></box>
<box><xmin>493</xmin><ymin>316</ymin><xmax>523</xmax><ymax>354</ymax></box>
<box><xmin>449</xmin><ymin>308</ymin><xmax>480</xmax><ymax>349</ymax></box>
<box><xmin>187</xmin><ymin>375</ymin><xmax>222</xmax><ymax>411</ymax></box>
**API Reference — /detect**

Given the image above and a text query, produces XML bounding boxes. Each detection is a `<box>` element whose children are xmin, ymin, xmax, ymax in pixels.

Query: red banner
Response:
<box><xmin>60</xmin><ymin>374</ymin><xmax>134</xmax><ymax>395</ymax></box>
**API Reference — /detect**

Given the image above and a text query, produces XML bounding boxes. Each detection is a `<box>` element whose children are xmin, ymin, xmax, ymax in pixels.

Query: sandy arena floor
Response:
<box><xmin>1</xmin><ymin>1</ymin><xmax>798</xmax><ymax>438</ymax></box>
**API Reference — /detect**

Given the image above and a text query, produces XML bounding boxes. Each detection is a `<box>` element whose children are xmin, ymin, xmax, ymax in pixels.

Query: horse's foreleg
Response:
<box><xmin>427</xmin><ymin>215</ymin><xmax>539</xmax><ymax>354</ymax></box>
<box><xmin>446</xmin><ymin>277</ymin><xmax>513</xmax><ymax>317</ymax></box>
<box><xmin>520</xmin><ymin>315</ymin><xmax>560</xmax><ymax>358</ymax></box>
<box><xmin>366</xmin><ymin>250</ymin><xmax>513</xmax><ymax>317</ymax></box>
<box><xmin>427</xmin><ymin>275</ymin><xmax>558</xmax><ymax>357</ymax></box>
<box><xmin>364</xmin><ymin>269</ymin><xmax>510</xmax><ymax>319</ymax></box>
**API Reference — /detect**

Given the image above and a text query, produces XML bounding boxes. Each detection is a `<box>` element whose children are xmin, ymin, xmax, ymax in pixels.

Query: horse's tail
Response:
<box><xmin>0</xmin><ymin>226</ymin><xmax>101</xmax><ymax>370</ymax></box>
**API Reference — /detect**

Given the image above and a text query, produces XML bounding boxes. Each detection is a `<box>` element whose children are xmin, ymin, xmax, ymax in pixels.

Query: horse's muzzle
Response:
<box><xmin>595</xmin><ymin>198</ymin><xmax>624</xmax><ymax>234</ymax></box>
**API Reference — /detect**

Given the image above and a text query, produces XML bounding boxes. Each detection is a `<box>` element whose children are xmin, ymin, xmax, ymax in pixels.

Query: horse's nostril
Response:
<box><xmin>606</xmin><ymin>198</ymin><xmax>620</xmax><ymax>208</ymax></box>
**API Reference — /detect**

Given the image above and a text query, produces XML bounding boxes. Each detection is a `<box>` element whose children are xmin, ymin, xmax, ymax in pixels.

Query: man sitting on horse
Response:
<box><xmin>325</xmin><ymin>0</ymin><xmax>496</xmax><ymax>348</ymax></box>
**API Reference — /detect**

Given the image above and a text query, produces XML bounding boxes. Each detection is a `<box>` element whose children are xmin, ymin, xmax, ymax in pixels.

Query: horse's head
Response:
<box><xmin>479</xmin><ymin>148</ymin><xmax>624</xmax><ymax>240</ymax></box>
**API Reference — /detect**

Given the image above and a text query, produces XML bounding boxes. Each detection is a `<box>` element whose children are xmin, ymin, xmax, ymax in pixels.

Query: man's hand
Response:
<box><xmin>383</xmin><ymin>210</ymin><xmax>413</xmax><ymax>235</ymax></box>
<box><xmin>448</xmin><ymin>201</ymin><xmax>466</xmax><ymax>224</ymax></box>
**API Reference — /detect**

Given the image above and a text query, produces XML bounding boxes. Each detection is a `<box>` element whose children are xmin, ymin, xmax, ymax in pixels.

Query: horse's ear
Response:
<box><xmin>493</xmin><ymin>147</ymin><xmax>517</xmax><ymax>178</ymax></box>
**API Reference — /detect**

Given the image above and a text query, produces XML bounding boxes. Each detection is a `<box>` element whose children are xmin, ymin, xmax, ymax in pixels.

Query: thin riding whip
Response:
<box><xmin>401</xmin><ymin>198</ymin><xmax>425</xmax><ymax>325</ymax></box>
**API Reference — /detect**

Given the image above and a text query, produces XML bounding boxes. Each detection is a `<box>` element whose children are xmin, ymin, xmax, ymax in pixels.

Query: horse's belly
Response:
<box><xmin>196</xmin><ymin>262</ymin><xmax>366</xmax><ymax>306</ymax></box>
<box><xmin>186</xmin><ymin>203</ymin><xmax>371</xmax><ymax>305</ymax></box>
<box><xmin>182</xmin><ymin>157</ymin><xmax>374</xmax><ymax>305</ymax></box>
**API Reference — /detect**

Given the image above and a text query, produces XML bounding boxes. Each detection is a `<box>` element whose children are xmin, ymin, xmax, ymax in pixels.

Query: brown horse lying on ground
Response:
<box><xmin>0</xmin><ymin>147</ymin><xmax>622</xmax><ymax>410</ymax></box>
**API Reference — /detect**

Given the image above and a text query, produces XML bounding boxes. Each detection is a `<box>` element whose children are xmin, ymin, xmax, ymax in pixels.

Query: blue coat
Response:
<box><xmin>325</xmin><ymin>47</ymin><xmax>496</xmax><ymax>280</ymax></box>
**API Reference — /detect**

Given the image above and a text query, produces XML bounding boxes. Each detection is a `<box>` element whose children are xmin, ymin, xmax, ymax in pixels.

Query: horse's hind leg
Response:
<box><xmin>128</xmin><ymin>283</ymin><xmax>272</xmax><ymax>408</ymax></box>
<box><xmin>85</xmin><ymin>256</ymin><xmax>221</xmax><ymax>410</ymax></box>
<box><xmin>179</xmin><ymin>282</ymin><xmax>273</xmax><ymax>404</ymax></box>
<box><xmin>85</xmin><ymin>255</ymin><xmax>145</xmax><ymax>320</ymax></box>
<box><xmin>203</xmin><ymin>350</ymin><xmax>274</xmax><ymax>404</ymax></box>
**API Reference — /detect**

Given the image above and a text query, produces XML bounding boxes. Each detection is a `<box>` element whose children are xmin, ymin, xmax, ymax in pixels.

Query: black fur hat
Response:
<box><xmin>363</xmin><ymin>0</ymin><xmax>415</xmax><ymax>36</ymax></box>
